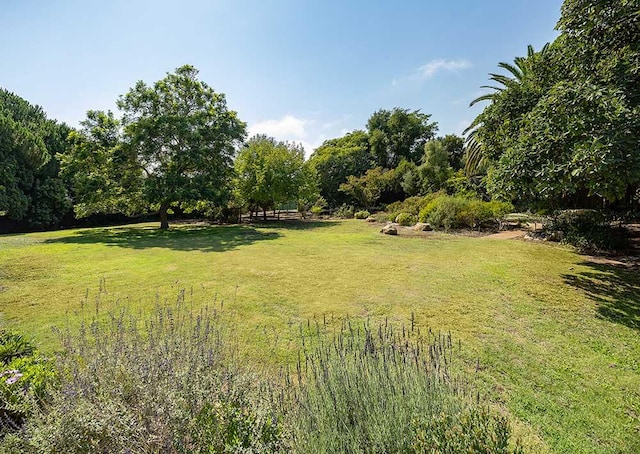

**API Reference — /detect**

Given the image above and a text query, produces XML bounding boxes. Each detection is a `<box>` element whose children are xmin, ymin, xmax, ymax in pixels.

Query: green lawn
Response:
<box><xmin>0</xmin><ymin>220</ymin><xmax>638</xmax><ymax>453</ymax></box>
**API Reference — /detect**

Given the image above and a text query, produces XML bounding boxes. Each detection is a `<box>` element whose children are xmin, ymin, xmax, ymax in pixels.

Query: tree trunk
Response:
<box><xmin>159</xmin><ymin>202</ymin><xmax>170</xmax><ymax>230</ymax></box>
<box><xmin>263</xmin><ymin>208</ymin><xmax>267</xmax><ymax>221</ymax></box>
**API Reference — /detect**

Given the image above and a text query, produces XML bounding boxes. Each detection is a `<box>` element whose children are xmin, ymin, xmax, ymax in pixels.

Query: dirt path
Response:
<box><xmin>482</xmin><ymin>230</ymin><xmax>527</xmax><ymax>240</ymax></box>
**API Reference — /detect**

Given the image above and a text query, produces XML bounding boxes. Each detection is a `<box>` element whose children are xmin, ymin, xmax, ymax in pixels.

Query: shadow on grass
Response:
<box><xmin>43</xmin><ymin>220</ymin><xmax>339</xmax><ymax>252</ymax></box>
<box><xmin>246</xmin><ymin>219</ymin><xmax>340</xmax><ymax>230</ymax></box>
<box><xmin>44</xmin><ymin>224</ymin><xmax>281</xmax><ymax>252</ymax></box>
<box><xmin>563</xmin><ymin>262</ymin><xmax>640</xmax><ymax>331</ymax></box>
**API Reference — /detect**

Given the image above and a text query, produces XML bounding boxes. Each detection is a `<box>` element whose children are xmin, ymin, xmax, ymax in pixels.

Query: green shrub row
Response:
<box><xmin>418</xmin><ymin>195</ymin><xmax>513</xmax><ymax>230</ymax></box>
<box><xmin>546</xmin><ymin>210</ymin><xmax>629</xmax><ymax>251</ymax></box>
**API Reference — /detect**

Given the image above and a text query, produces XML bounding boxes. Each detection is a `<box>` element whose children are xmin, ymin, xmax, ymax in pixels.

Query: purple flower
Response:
<box><xmin>6</xmin><ymin>373</ymin><xmax>23</xmax><ymax>385</ymax></box>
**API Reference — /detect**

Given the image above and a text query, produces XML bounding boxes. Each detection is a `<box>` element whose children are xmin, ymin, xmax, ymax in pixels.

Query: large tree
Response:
<box><xmin>62</xmin><ymin>110</ymin><xmax>144</xmax><ymax>218</ymax></box>
<box><xmin>465</xmin><ymin>0</ymin><xmax>640</xmax><ymax>211</ymax></box>
<box><xmin>307</xmin><ymin>130</ymin><xmax>373</xmax><ymax>207</ymax></box>
<box><xmin>0</xmin><ymin>89</ymin><xmax>72</xmax><ymax>229</ymax></box>
<box><xmin>234</xmin><ymin>135</ymin><xmax>311</xmax><ymax>219</ymax></box>
<box><xmin>117</xmin><ymin>65</ymin><xmax>246</xmax><ymax>229</ymax></box>
<box><xmin>367</xmin><ymin>108</ymin><xmax>438</xmax><ymax>168</ymax></box>
<box><xmin>463</xmin><ymin>44</ymin><xmax>555</xmax><ymax>176</ymax></box>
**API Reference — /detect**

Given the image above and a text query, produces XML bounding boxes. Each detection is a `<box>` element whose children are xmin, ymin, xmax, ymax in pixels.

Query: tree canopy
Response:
<box><xmin>367</xmin><ymin>108</ymin><xmax>438</xmax><ymax>168</ymax></box>
<box><xmin>235</xmin><ymin>135</ymin><xmax>313</xmax><ymax>219</ymax></box>
<box><xmin>307</xmin><ymin>130</ymin><xmax>374</xmax><ymax>207</ymax></box>
<box><xmin>464</xmin><ymin>0</ymin><xmax>640</xmax><ymax>209</ymax></box>
<box><xmin>0</xmin><ymin>89</ymin><xmax>72</xmax><ymax>229</ymax></box>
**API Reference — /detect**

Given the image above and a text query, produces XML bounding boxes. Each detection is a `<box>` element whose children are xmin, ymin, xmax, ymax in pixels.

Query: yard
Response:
<box><xmin>0</xmin><ymin>219</ymin><xmax>638</xmax><ymax>453</ymax></box>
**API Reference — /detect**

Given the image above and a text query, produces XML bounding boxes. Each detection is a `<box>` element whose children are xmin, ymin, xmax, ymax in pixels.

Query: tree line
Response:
<box><xmin>1</xmin><ymin>0</ymin><xmax>638</xmax><ymax>231</ymax></box>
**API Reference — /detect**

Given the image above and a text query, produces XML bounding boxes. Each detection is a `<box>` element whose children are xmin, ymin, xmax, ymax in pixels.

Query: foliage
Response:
<box><xmin>466</xmin><ymin>1</ymin><xmax>640</xmax><ymax>210</ymax></box>
<box><xmin>418</xmin><ymin>140</ymin><xmax>453</xmax><ymax>193</ymax></box>
<box><xmin>353</xmin><ymin>210</ymin><xmax>370</xmax><ymax>219</ymax></box>
<box><xmin>546</xmin><ymin>210</ymin><xmax>629</xmax><ymax>252</ymax></box>
<box><xmin>4</xmin><ymin>295</ymin><xmax>287</xmax><ymax>453</ymax></box>
<box><xmin>418</xmin><ymin>195</ymin><xmax>512</xmax><ymax>230</ymax></box>
<box><xmin>0</xmin><ymin>332</ymin><xmax>54</xmax><ymax>434</ymax></box>
<box><xmin>395</xmin><ymin>212</ymin><xmax>416</xmax><ymax>226</ymax></box>
<box><xmin>307</xmin><ymin>131</ymin><xmax>374</xmax><ymax>207</ymax></box>
<box><xmin>235</xmin><ymin>135</ymin><xmax>311</xmax><ymax>219</ymax></box>
<box><xmin>440</xmin><ymin>134</ymin><xmax>465</xmax><ymax>171</ymax></box>
<box><xmin>385</xmin><ymin>193</ymin><xmax>445</xmax><ymax>223</ymax></box>
<box><xmin>488</xmin><ymin>81</ymin><xmax>640</xmax><ymax>206</ymax></box>
<box><xmin>0</xmin><ymin>89</ymin><xmax>72</xmax><ymax>228</ymax></box>
<box><xmin>61</xmin><ymin>110</ymin><xmax>144</xmax><ymax>218</ymax></box>
<box><xmin>0</xmin><ymin>332</ymin><xmax>34</xmax><ymax>364</ymax></box>
<box><xmin>411</xmin><ymin>406</ymin><xmax>522</xmax><ymax>453</ymax></box>
<box><xmin>464</xmin><ymin>43</ymin><xmax>557</xmax><ymax>178</ymax></box>
<box><xmin>117</xmin><ymin>65</ymin><xmax>246</xmax><ymax>229</ymax></box>
<box><xmin>339</xmin><ymin>167</ymin><xmax>397</xmax><ymax>209</ymax></box>
<box><xmin>334</xmin><ymin>204</ymin><xmax>355</xmax><ymax>219</ymax></box>
<box><xmin>285</xmin><ymin>321</ymin><xmax>521</xmax><ymax>453</ymax></box>
<box><xmin>367</xmin><ymin>108</ymin><xmax>438</xmax><ymax>168</ymax></box>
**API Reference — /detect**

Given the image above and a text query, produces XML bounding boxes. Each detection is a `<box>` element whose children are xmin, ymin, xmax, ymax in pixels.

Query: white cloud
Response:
<box><xmin>247</xmin><ymin>114</ymin><xmax>353</xmax><ymax>158</ymax></box>
<box><xmin>248</xmin><ymin>115</ymin><xmax>308</xmax><ymax>140</ymax></box>
<box><xmin>418</xmin><ymin>59</ymin><xmax>472</xmax><ymax>79</ymax></box>
<box><xmin>393</xmin><ymin>58</ymin><xmax>472</xmax><ymax>86</ymax></box>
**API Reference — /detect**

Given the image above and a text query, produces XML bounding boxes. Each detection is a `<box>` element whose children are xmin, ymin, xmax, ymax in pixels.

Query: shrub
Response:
<box><xmin>354</xmin><ymin>210</ymin><xmax>371</xmax><ymax>219</ymax></box>
<box><xmin>0</xmin><ymin>332</ymin><xmax>54</xmax><ymax>435</ymax></box>
<box><xmin>0</xmin><ymin>332</ymin><xmax>34</xmax><ymax>364</ymax></box>
<box><xmin>310</xmin><ymin>206</ymin><xmax>323</xmax><ymax>217</ymax></box>
<box><xmin>395</xmin><ymin>212</ymin><xmax>416</xmax><ymax>226</ymax></box>
<box><xmin>372</xmin><ymin>212</ymin><xmax>389</xmax><ymax>223</ymax></box>
<box><xmin>285</xmin><ymin>320</ymin><xmax>522</xmax><ymax>453</ymax></box>
<box><xmin>419</xmin><ymin>195</ymin><xmax>513</xmax><ymax>230</ymax></box>
<box><xmin>5</xmin><ymin>293</ymin><xmax>288</xmax><ymax>453</ymax></box>
<box><xmin>546</xmin><ymin>210</ymin><xmax>628</xmax><ymax>251</ymax></box>
<box><xmin>334</xmin><ymin>204</ymin><xmax>355</xmax><ymax>219</ymax></box>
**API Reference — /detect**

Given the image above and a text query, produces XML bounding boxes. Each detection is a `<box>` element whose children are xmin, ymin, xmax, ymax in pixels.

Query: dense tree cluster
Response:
<box><xmin>1</xmin><ymin>0</ymin><xmax>637</xmax><ymax>231</ymax></box>
<box><xmin>0</xmin><ymin>89</ymin><xmax>72</xmax><ymax>229</ymax></box>
<box><xmin>466</xmin><ymin>0</ymin><xmax>640</xmax><ymax>210</ymax></box>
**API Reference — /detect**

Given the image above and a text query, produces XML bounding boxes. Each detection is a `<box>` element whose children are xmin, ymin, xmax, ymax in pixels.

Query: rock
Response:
<box><xmin>549</xmin><ymin>230</ymin><xmax>565</xmax><ymax>242</ymax></box>
<box><xmin>413</xmin><ymin>222</ymin><xmax>432</xmax><ymax>231</ymax></box>
<box><xmin>500</xmin><ymin>221</ymin><xmax>520</xmax><ymax>230</ymax></box>
<box><xmin>381</xmin><ymin>224</ymin><xmax>398</xmax><ymax>235</ymax></box>
<box><xmin>366</xmin><ymin>216</ymin><xmax>376</xmax><ymax>222</ymax></box>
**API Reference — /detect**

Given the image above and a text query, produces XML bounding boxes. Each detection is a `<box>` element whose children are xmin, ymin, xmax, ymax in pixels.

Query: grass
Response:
<box><xmin>0</xmin><ymin>219</ymin><xmax>638</xmax><ymax>453</ymax></box>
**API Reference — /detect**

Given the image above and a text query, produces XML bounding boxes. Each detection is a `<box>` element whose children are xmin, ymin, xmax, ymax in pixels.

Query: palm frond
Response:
<box><xmin>469</xmin><ymin>93</ymin><xmax>497</xmax><ymax>107</ymax></box>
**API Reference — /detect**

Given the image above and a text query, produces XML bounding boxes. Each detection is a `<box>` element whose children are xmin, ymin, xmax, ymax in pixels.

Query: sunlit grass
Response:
<box><xmin>0</xmin><ymin>220</ymin><xmax>638</xmax><ymax>453</ymax></box>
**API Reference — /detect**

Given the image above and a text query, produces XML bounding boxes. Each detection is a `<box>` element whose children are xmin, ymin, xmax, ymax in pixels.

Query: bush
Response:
<box><xmin>0</xmin><ymin>332</ymin><xmax>34</xmax><ymax>364</ymax></box>
<box><xmin>547</xmin><ymin>210</ymin><xmax>629</xmax><ymax>251</ymax></box>
<box><xmin>0</xmin><ymin>332</ymin><xmax>54</xmax><ymax>434</ymax></box>
<box><xmin>310</xmin><ymin>206</ymin><xmax>323</xmax><ymax>217</ymax></box>
<box><xmin>1</xmin><ymin>291</ymin><xmax>523</xmax><ymax>453</ymax></box>
<box><xmin>5</xmin><ymin>293</ymin><xmax>288</xmax><ymax>453</ymax></box>
<box><xmin>285</xmin><ymin>320</ymin><xmax>522</xmax><ymax>453</ymax></box>
<box><xmin>354</xmin><ymin>210</ymin><xmax>371</xmax><ymax>219</ymax></box>
<box><xmin>395</xmin><ymin>212</ymin><xmax>416</xmax><ymax>226</ymax></box>
<box><xmin>372</xmin><ymin>212</ymin><xmax>389</xmax><ymax>223</ymax></box>
<box><xmin>418</xmin><ymin>195</ymin><xmax>513</xmax><ymax>230</ymax></box>
<box><xmin>334</xmin><ymin>204</ymin><xmax>355</xmax><ymax>219</ymax></box>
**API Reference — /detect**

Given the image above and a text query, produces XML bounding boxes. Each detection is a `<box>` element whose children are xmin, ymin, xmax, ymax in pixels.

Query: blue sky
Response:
<box><xmin>1</xmin><ymin>0</ymin><xmax>562</xmax><ymax>156</ymax></box>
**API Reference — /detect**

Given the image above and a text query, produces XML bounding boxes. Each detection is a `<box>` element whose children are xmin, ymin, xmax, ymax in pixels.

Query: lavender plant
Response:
<box><xmin>3</xmin><ymin>290</ymin><xmax>287</xmax><ymax>453</ymax></box>
<box><xmin>284</xmin><ymin>318</ymin><xmax>523</xmax><ymax>453</ymax></box>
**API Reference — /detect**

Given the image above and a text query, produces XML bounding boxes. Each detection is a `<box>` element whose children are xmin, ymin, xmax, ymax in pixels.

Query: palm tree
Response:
<box><xmin>463</xmin><ymin>44</ymin><xmax>549</xmax><ymax>175</ymax></box>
